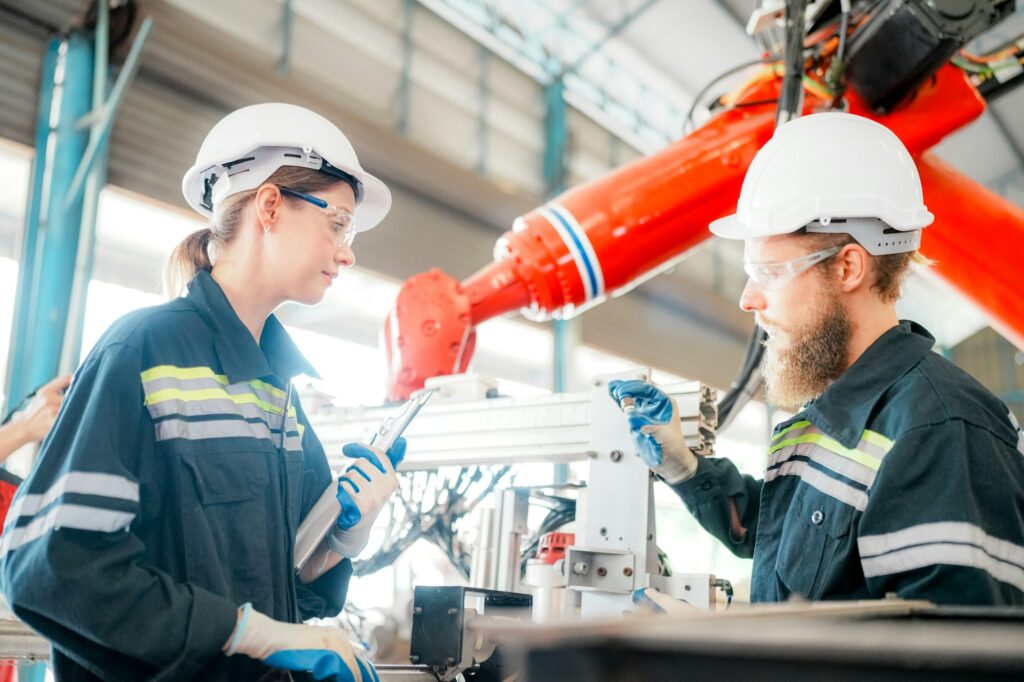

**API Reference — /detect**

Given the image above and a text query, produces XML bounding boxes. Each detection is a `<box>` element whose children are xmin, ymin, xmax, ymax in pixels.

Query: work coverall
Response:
<box><xmin>1</xmin><ymin>270</ymin><xmax>351</xmax><ymax>680</ymax></box>
<box><xmin>671</xmin><ymin>322</ymin><xmax>1024</xmax><ymax>604</ymax></box>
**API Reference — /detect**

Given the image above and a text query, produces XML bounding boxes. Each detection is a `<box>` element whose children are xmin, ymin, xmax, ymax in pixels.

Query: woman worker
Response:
<box><xmin>1</xmin><ymin>103</ymin><xmax>401</xmax><ymax>682</ymax></box>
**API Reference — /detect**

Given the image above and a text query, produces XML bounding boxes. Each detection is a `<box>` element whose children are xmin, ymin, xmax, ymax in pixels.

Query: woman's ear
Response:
<box><xmin>254</xmin><ymin>184</ymin><xmax>284</xmax><ymax>233</ymax></box>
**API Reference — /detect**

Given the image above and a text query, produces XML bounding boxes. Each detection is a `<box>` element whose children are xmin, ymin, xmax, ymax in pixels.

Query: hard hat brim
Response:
<box><xmin>709</xmin><ymin>213</ymin><xmax>763</xmax><ymax>240</ymax></box>
<box><xmin>350</xmin><ymin>169</ymin><xmax>391</xmax><ymax>232</ymax></box>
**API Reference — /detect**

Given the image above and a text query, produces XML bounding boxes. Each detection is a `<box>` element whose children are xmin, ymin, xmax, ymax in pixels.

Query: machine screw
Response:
<box><xmin>623</xmin><ymin>567</ymin><xmax>633</xmax><ymax>577</ymax></box>
<box><xmin>599</xmin><ymin>527</ymin><xmax>607</xmax><ymax>536</ymax></box>
<box><xmin>596</xmin><ymin>567</ymin><xmax>607</xmax><ymax>577</ymax></box>
<box><xmin>413</xmin><ymin>606</ymin><xmax>423</xmax><ymax>615</ymax></box>
<box><xmin>586</xmin><ymin>450</ymin><xmax>598</xmax><ymax>459</ymax></box>
<box><xmin>610</xmin><ymin>450</ymin><xmax>623</xmax><ymax>462</ymax></box>
<box><xmin>572</xmin><ymin>561</ymin><xmax>590</xmax><ymax>575</ymax></box>
<box><xmin>410</xmin><ymin>655</ymin><xmax>420</xmax><ymax>664</ymax></box>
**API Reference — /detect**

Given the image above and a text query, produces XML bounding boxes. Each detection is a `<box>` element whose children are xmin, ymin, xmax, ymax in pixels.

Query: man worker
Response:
<box><xmin>610</xmin><ymin>112</ymin><xmax>1024</xmax><ymax>605</ymax></box>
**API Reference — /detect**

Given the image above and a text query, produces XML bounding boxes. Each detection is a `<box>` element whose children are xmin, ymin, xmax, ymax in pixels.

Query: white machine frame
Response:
<box><xmin>307</xmin><ymin>370</ymin><xmax>721</xmax><ymax>617</ymax></box>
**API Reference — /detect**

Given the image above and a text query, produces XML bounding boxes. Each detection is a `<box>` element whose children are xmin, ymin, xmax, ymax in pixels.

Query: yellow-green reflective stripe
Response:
<box><xmin>861</xmin><ymin>429</ymin><xmax>894</xmax><ymax>453</ymax></box>
<box><xmin>141</xmin><ymin>366</ymin><xmax>288</xmax><ymax>401</ymax></box>
<box><xmin>145</xmin><ymin>387</ymin><xmax>297</xmax><ymax>419</ymax></box>
<box><xmin>772</xmin><ymin>420</ymin><xmax>811</xmax><ymax>443</ymax></box>
<box><xmin>249</xmin><ymin>378</ymin><xmax>286</xmax><ymax>399</ymax></box>
<box><xmin>141</xmin><ymin>365</ymin><xmax>228</xmax><ymax>384</ymax></box>
<box><xmin>768</xmin><ymin>432</ymin><xmax>882</xmax><ymax>471</ymax></box>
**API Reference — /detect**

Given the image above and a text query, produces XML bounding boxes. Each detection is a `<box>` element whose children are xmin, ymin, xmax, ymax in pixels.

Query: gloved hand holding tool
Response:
<box><xmin>608</xmin><ymin>380</ymin><xmax>698</xmax><ymax>484</ymax></box>
<box><xmin>224</xmin><ymin>602</ymin><xmax>379</xmax><ymax>682</ymax></box>
<box><xmin>327</xmin><ymin>437</ymin><xmax>407</xmax><ymax>558</ymax></box>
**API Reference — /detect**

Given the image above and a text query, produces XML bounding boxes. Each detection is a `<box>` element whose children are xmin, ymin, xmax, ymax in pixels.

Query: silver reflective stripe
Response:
<box><xmin>154</xmin><ymin>418</ymin><xmax>303</xmax><ymax>451</ymax></box>
<box><xmin>0</xmin><ymin>504</ymin><xmax>136</xmax><ymax>557</ymax></box>
<box><xmin>1010</xmin><ymin>411</ymin><xmax>1024</xmax><ymax>456</ymax></box>
<box><xmin>4</xmin><ymin>472</ymin><xmax>139</xmax><ymax>530</ymax></box>
<box><xmin>859</xmin><ymin>522</ymin><xmax>1024</xmax><ymax>592</ymax></box>
<box><xmin>764</xmin><ymin>459</ymin><xmax>869</xmax><ymax>511</ymax></box>
<box><xmin>769</xmin><ymin>442</ymin><xmax>877</xmax><ymax>488</ymax></box>
<box><xmin>147</xmin><ymin>395</ymin><xmax>287</xmax><ymax>423</ymax></box>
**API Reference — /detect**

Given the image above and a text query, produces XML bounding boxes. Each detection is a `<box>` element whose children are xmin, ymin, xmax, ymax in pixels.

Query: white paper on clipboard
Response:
<box><xmin>293</xmin><ymin>390</ymin><xmax>434</xmax><ymax>571</ymax></box>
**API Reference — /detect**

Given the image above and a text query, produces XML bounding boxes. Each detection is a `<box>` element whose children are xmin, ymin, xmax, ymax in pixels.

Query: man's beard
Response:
<box><xmin>760</xmin><ymin>288</ymin><xmax>852</xmax><ymax>412</ymax></box>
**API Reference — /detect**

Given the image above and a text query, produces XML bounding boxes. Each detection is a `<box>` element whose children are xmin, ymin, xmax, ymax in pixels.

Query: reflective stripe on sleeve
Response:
<box><xmin>859</xmin><ymin>522</ymin><xmax>1024</xmax><ymax>593</ymax></box>
<box><xmin>4</xmin><ymin>472</ymin><xmax>139</xmax><ymax>530</ymax></box>
<box><xmin>0</xmin><ymin>504</ymin><xmax>136</xmax><ymax>557</ymax></box>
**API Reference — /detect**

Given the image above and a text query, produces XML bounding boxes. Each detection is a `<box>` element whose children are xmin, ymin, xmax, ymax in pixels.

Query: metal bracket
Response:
<box><xmin>410</xmin><ymin>586</ymin><xmax>531</xmax><ymax>678</ymax></box>
<box><xmin>564</xmin><ymin>547</ymin><xmax>637</xmax><ymax>594</ymax></box>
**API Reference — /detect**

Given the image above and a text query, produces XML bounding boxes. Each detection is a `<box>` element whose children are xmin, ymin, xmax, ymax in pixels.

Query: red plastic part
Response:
<box><xmin>385</xmin><ymin>63</ymin><xmax>1021</xmax><ymax>401</ymax></box>
<box><xmin>0</xmin><ymin>479</ymin><xmax>17</xmax><ymax>527</ymax></box>
<box><xmin>917</xmin><ymin>153</ymin><xmax>1024</xmax><ymax>351</ymax></box>
<box><xmin>536</xmin><ymin>531</ymin><xmax>575</xmax><ymax>564</ymax></box>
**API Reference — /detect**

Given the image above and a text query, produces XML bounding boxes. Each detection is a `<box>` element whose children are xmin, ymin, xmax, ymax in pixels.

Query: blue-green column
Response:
<box><xmin>545</xmin><ymin>80</ymin><xmax>574</xmax><ymax>483</ymax></box>
<box><xmin>5</xmin><ymin>34</ymin><xmax>95</xmax><ymax>410</ymax></box>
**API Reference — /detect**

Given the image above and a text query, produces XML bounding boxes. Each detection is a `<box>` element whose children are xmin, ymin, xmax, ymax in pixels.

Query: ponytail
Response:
<box><xmin>163</xmin><ymin>228</ymin><xmax>213</xmax><ymax>298</ymax></box>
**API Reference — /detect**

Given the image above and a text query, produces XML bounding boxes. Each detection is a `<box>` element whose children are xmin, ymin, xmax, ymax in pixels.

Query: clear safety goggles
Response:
<box><xmin>280</xmin><ymin>186</ymin><xmax>357</xmax><ymax>248</ymax></box>
<box><xmin>743</xmin><ymin>246</ymin><xmax>840</xmax><ymax>291</ymax></box>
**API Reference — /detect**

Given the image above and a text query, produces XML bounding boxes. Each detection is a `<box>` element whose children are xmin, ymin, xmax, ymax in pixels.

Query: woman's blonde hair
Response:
<box><xmin>163</xmin><ymin>166</ymin><xmax>351</xmax><ymax>297</ymax></box>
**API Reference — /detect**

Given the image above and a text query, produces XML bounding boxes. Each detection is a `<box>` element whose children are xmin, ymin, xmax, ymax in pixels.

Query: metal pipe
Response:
<box><xmin>63</xmin><ymin>16</ymin><xmax>153</xmax><ymax>208</ymax></box>
<box><xmin>60</xmin><ymin>0</ymin><xmax>111</xmax><ymax>374</ymax></box>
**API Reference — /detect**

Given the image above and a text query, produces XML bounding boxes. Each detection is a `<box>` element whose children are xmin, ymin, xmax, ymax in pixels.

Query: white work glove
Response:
<box><xmin>224</xmin><ymin>602</ymin><xmax>378</xmax><ymax>682</ymax></box>
<box><xmin>608</xmin><ymin>380</ymin><xmax>698</xmax><ymax>484</ymax></box>
<box><xmin>327</xmin><ymin>438</ymin><xmax>406</xmax><ymax>558</ymax></box>
<box><xmin>14</xmin><ymin>374</ymin><xmax>72</xmax><ymax>443</ymax></box>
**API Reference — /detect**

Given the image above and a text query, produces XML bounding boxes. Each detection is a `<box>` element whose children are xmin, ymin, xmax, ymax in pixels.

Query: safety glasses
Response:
<box><xmin>743</xmin><ymin>246</ymin><xmax>840</xmax><ymax>291</ymax></box>
<box><xmin>280</xmin><ymin>186</ymin><xmax>357</xmax><ymax>248</ymax></box>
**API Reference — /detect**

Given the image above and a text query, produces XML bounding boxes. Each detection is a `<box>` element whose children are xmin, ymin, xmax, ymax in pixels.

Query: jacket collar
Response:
<box><xmin>186</xmin><ymin>270</ymin><xmax>320</xmax><ymax>384</ymax></box>
<box><xmin>803</xmin><ymin>320</ymin><xmax>934</xmax><ymax>448</ymax></box>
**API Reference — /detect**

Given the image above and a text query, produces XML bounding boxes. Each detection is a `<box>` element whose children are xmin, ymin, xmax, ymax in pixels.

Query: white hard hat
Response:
<box><xmin>710</xmin><ymin>112</ymin><xmax>933</xmax><ymax>255</ymax></box>
<box><xmin>182</xmin><ymin>103</ymin><xmax>391</xmax><ymax>232</ymax></box>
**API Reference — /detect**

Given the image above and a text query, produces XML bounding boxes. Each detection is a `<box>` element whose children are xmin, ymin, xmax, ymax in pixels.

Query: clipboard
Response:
<box><xmin>294</xmin><ymin>389</ymin><xmax>434</xmax><ymax>570</ymax></box>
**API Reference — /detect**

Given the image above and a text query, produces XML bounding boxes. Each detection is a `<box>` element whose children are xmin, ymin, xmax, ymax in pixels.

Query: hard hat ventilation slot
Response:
<box><xmin>222</xmin><ymin>156</ymin><xmax>255</xmax><ymax>169</ymax></box>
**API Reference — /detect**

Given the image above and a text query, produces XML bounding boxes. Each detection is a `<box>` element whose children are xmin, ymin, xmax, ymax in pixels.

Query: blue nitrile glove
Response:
<box><xmin>224</xmin><ymin>602</ymin><xmax>379</xmax><ymax>682</ymax></box>
<box><xmin>608</xmin><ymin>380</ymin><xmax>697</xmax><ymax>484</ymax></box>
<box><xmin>327</xmin><ymin>438</ymin><xmax>407</xmax><ymax>557</ymax></box>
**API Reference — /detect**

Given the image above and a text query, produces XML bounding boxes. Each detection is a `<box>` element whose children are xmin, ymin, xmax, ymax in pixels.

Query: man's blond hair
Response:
<box><xmin>802</xmin><ymin>232</ymin><xmax>930</xmax><ymax>303</ymax></box>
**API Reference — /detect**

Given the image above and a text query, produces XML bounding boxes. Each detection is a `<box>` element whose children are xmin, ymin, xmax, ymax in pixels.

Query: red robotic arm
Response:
<box><xmin>384</xmin><ymin>63</ymin><xmax>1024</xmax><ymax>401</ymax></box>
